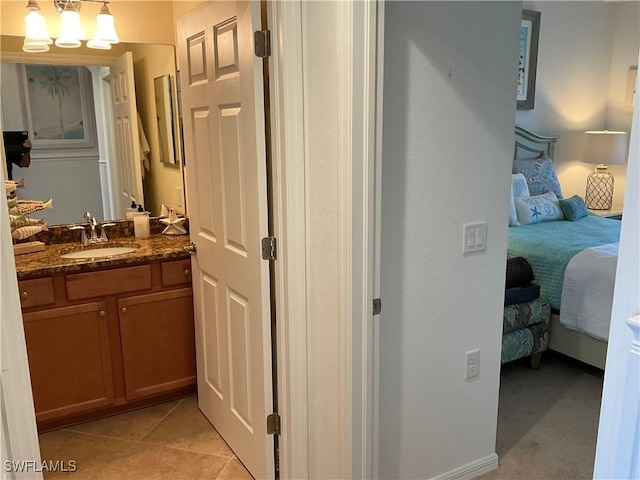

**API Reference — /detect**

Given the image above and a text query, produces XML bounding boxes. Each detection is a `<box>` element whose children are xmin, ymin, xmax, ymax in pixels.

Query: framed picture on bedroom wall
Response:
<box><xmin>517</xmin><ymin>9</ymin><xmax>541</xmax><ymax>110</ymax></box>
<box><xmin>22</xmin><ymin>64</ymin><xmax>97</xmax><ymax>150</ymax></box>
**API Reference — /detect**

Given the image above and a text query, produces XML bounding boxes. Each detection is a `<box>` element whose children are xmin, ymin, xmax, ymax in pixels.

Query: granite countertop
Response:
<box><xmin>15</xmin><ymin>234</ymin><xmax>191</xmax><ymax>280</ymax></box>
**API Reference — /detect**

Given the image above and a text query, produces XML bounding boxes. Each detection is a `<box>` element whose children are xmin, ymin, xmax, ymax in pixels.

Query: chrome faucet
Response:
<box><xmin>84</xmin><ymin>211</ymin><xmax>99</xmax><ymax>243</ymax></box>
<box><xmin>69</xmin><ymin>212</ymin><xmax>116</xmax><ymax>245</ymax></box>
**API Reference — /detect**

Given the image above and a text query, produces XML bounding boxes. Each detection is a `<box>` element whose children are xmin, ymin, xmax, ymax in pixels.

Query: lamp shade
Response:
<box><xmin>55</xmin><ymin>3</ymin><xmax>85</xmax><ymax>48</ymax></box>
<box><xmin>24</xmin><ymin>10</ymin><xmax>52</xmax><ymax>44</ymax></box>
<box><xmin>92</xmin><ymin>4</ymin><xmax>119</xmax><ymax>44</ymax></box>
<box><xmin>23</xmin><ymin>1</ymin><xmax>52</xmax><ymax>52</ymax></box>
<box><xmin>583</xmin><ymin>131</ymin><xmax>628</xmax><ymax>166</ymax></box>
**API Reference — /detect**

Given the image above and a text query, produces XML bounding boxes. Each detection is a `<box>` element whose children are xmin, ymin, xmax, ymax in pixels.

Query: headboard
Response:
<box><xmin>514</xmin><ymin>125</ymin><xmax>558</xmax><ymax>160</ymax></box>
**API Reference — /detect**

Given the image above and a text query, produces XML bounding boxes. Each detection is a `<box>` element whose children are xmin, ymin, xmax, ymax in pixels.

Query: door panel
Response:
<box><xmin>177</xmin><ymin>2</ymin><xmax>273</xmax><ymax>477</ymax></box>
<box><xmin>109</xmin><ymin>52</ymin><xmax>143</xmax><ymax>216</ymax></box>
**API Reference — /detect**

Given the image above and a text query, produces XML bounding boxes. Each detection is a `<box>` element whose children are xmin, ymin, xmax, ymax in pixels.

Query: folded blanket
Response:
<box><xmin>560</xmin><ymin>243</ymin><xmax>618</xmax><ymax>341</ymax></box>
<box><xmin>505</xmin><ymin>283</ymin><xmax>540</xmax><ymax>306</ymax></box>
<box><xmin>506</xmin><ymin>256</ymin><xmax>535</xmax><ymax>289</ymax></box>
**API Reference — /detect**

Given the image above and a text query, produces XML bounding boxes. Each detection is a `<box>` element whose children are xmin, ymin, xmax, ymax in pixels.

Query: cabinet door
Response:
<box><xmin>23</xmin><ymin>302</ymin><xmax>115</xmax><ymax>423</ymax></box>
<box><xmin>119</xmin><ymin>288</ymin><xmax>196</xmax><ymax>400</ymax></box>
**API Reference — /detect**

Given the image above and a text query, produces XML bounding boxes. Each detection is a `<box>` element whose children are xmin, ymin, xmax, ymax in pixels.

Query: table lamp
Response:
<box><xmin>582</xmin><ymin>130</ymin><xmax>628</xmax><ymax>210</ymax></box>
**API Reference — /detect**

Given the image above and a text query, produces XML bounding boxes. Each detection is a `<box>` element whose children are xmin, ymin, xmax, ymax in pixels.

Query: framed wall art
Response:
<box><xmin>517</xmin><ymin>9</ymin><xmax>541</xmax><ymax>110</ymax></box>
<box><xmin>23</xmin><ymin>64</ymin><xmax>97</xmax><ymax>149</ymax></box>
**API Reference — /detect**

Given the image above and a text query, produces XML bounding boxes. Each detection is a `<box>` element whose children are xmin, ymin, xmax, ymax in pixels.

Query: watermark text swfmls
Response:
<box><xmin>4</xmin><ymin>460</ymin><xmax>78</xmax><ymax>473</ymax></box>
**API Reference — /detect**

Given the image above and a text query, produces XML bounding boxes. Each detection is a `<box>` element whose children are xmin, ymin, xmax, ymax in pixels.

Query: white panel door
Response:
<box><xmin>109</xmin><ymin>52</ymin><xmax>143</xmax><ymax>216</ymax></box>
<box><xmin>177</xmin><ymin>2</ymin><xmax>273</xmax><ymax>478</ymax></box>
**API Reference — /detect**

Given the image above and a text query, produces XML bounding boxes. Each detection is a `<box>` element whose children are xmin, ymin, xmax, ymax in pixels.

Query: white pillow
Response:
<box><xmin>515</xmin><ymin>191</ymin><xmax>564</xmax><ymax>225</ymax></box>
<box><xmin>512</xmin><ymin>173</ymin><xmax>530</xmax><ymax>198</ymax></box>
<box><xmin>509</xmin><ymin>173</ymin><xmax>529</xmax><ymax>227</ymax></box>
<box><xmin>509</xmin><ymin>182</ymin><xmax>519</xmax><ymax>226</ymax></box>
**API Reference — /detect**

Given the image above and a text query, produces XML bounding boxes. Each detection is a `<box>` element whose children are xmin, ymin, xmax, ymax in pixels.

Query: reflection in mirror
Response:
<box><xmin>0</xmin><ymin>38</ymin><xmax>186</xmax><ymax>226</ymax></box>
<box><xmin>154</xmin><ymin>74</ymin><xmax>178</xmax><ymax>166</ymax></box>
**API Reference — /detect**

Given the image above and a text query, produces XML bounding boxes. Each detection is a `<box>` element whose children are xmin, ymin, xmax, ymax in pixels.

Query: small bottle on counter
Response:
<box><xmin>133</xmin><ymin>205</ymin><xmax>150</xmax><ymax>239</ymax></box>
<box><xmin>126</xmin><ymin>201</ymin><xmax>137</xmax><ymax>219</ymax></box>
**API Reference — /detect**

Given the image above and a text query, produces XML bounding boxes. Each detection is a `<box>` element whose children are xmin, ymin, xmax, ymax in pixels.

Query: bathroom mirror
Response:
<box><xmin>153</xmin><ymin>74</ymin><xmax>178</xmax><ymax>166</ymax></box>
<box><xmin>0</xmin><ymin>36</ymin><xmax>186</xmax><ymax>226</ymax></box>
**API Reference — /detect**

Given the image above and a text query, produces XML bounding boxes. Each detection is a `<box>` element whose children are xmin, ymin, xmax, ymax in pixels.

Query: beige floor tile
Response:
<box><xmin>63</xmin><ymin>399</ymin><xmax>183</xmax><ymax>442</ymax></box>
<box><xmin>89</xmin><ymin>443</ymin><xmax>230</xmax><ymax>480</ymax></box>
<box><xmin>39</xmin><ymin>429</ymin><xmax>138</xmax><ymax>480</ymax></box>
<box><xmin>217</xmin><ymin>458</ymin><xmax>254</xmax><ymax>480</ymax></box>
<box><xmin>141</xmin><ymin>396</ymin><xmax>234</xmax><ymax>457</ymax></box>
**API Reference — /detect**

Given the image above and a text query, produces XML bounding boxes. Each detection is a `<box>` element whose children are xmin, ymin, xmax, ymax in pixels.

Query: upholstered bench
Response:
<box><xmin>502</xmin><ymin>297</ymin><xmax>551</xmax><ymax>369</ymax></box>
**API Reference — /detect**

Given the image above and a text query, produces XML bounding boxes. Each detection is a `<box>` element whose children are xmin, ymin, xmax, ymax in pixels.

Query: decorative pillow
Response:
<box><xmin>513</xmin><ymin>155</ymin><xmax>563</xmax><ymax>198</ymax></box>
<box><xmin>515</xmin><ymin>191</ymin><xmax>565</xmax><ymax>225</ymax></box>
<box><xmin>559</xmin><ymin>195</ymin><xmax>588</xmax><ymax>221</ymax></box>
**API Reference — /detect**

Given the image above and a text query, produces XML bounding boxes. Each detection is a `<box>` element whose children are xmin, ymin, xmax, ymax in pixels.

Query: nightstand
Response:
<box><xmin>588</xmin><ymin>205</ymin><xmax>623</xmax><ymax>220</ymax></box>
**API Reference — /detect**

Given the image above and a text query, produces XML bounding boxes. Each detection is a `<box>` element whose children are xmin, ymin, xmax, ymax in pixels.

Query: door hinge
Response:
<box><xmin>254</xmin><ymin>30</ymin><xmax>271</xmax><ymax>58</ymax></box>
<box><xmin>262</xmin><ymin>236</ymin><xmax>277</xmax><ymax>260</ymax></box>
<box><xmin>373</xmin><ymin>298</ymin><xmax>382</xmax><ymax>315</ymax></box>
<box><xmin>266</xmin><ymin>412</ymin><xmax>280</xmax><ymax>435</ymax></box>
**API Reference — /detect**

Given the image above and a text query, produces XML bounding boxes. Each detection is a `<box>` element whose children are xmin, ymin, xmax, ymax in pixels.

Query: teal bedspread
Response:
<box><xmin>507</xmin><ymin>214</ymin><xmax>621</xmax><ymax>309</ymax></box>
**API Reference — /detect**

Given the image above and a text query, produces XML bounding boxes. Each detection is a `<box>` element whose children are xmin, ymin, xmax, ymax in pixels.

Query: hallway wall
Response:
<box><xmin>379</xmin><ymin>2</ymin><xmax>522</xmax><ymax>478</ymax></box>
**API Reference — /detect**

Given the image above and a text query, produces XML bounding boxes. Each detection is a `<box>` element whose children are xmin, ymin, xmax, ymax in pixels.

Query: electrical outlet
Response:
<box><xmin>466</xmin><ymin>349</ymin><xmax>480</xmax><ymax>380</ymax></box>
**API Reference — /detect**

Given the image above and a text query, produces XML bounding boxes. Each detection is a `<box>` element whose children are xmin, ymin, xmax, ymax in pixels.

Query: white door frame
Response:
<box><xmin>266</xmin><ymin>2</ymin><xmax>309</xmax><ymax>478</ymax></box>
<box><xmin>268</xmin><ymin>1</ymin><xmax>380</xmax><ymax>478</ymax></box>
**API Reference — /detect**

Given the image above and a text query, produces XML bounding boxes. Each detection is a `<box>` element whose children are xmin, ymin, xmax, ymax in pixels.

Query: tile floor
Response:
<box><xmin>38</xmin><ymin>395</ymin><xmax>253</xmax><ymax>480</ymax></box>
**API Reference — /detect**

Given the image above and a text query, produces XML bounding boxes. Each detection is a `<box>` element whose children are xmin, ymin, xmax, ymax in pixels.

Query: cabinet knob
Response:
<box><xmin>21</xmin><ymin>291</ymin><xmax>28</xmax><ymax>299</ymax></box>
<box><xmin>121</xmin><ymin>307</ymin><xmax>128</xmax><ymax>314</ymax></box>
<box><xmin>99</xmin><ymin>310</ymin><xmax>106</xmax><ymax>317</ymax></box>
<box><xmin>184</xmin><ymin>269</ymin><xmax>190</xmax><ymax>276</ymax></box>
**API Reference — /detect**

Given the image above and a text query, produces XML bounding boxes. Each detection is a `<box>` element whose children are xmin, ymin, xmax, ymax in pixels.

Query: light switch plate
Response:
<box><xmin>463</xmin><ymin>222</ymin><xmax>487</xmax><ymax>254</ymax></box>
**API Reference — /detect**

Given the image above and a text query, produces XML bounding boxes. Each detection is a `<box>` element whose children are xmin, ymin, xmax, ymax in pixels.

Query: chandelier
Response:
<box><xmin>23</xmin><ymin>0</ymin><xmax>119</xmax><ymax>52</ymax></box>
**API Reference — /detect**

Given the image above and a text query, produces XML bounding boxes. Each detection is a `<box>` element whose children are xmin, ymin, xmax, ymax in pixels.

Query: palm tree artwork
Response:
<box><xmin>26</xmin><ymin>65</ymin><xmax>85</xmax><ymax>141</ymax></box>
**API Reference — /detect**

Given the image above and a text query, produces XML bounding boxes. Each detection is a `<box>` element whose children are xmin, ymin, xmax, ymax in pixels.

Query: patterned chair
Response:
<box><xmin>502</xmin><ymin>297</ymin><xmax>551</xmax><ymax>369</ymax></box>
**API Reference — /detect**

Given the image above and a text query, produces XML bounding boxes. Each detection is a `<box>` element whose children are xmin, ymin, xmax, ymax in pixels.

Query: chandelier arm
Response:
<box><xmin>53</xmin><ymin>0</ymin><xmax>111</xmax><ymax>13</ymax></box>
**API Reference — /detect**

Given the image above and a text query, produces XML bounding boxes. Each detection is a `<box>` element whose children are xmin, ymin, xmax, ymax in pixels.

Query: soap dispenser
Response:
<box><xmin>126</xmin><ymin>201</ymin><xmax>137</xmax><ymax>219</ymax></box>
<box><xmin>133</xmin><ymin>205</ymin><xmax>150</xmax><ymax>239</ymax></box>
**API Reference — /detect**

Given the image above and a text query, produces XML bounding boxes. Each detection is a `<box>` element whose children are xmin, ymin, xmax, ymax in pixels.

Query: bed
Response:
<box><xmin>507</xmin><ymin>126</ymin><xmax>622</xmax><ymax>369</ymax></box>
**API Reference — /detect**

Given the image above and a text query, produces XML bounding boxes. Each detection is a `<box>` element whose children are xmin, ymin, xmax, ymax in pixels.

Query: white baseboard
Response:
<box><xmin>430</xmin><ymin>454</ymin><xmax>499</xmax><ymax>480</ymax></box>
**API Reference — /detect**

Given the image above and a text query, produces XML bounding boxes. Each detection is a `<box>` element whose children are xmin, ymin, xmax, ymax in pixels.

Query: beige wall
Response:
<box><xmin>379</xmin><ymin>2</ymin><xmax>522</xmax><ymax>477</ymax></box>
<box><xmin>130</xmin><ymin>43</ymin><xmax>185</xmax><ymax>216</ymax></box>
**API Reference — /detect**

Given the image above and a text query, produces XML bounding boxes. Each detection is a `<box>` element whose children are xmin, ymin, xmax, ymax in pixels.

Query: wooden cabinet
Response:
<box><xmin>23</xmin><ymin>302</ymin><xmax>115</xmax><ymax>423</ymax></box>
<box><xmin>19</xmin><ymin>258</ymin><xmax>196</xmax><ymax>430</ymax></box>
<box><xmin>119</xmin><ymin>288</ymin><xmax>196</xmax><ymax>400</ymax></box>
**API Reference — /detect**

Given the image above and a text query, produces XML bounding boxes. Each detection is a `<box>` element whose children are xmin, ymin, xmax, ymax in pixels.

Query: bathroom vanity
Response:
<box><xmin>14</xmin><ymin>233</ymin><xmax>196</xmax><ymax>431</ymax></box>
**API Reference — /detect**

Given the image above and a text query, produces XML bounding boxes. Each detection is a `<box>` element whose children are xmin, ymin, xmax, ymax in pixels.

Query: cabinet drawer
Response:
<box><xmin>66</xmin><ymin>265</ymin><xmax>152</xmax><ymax>301</ymax></box>
<box><xmin>161</xmin><ymin>259</ymin><xmax>192</xmax><ymax>287</ymax></box>
<box><xmin>18</xmin><ymin>277</ymin><xmax>55</xmax><ymax>308</ymax></box>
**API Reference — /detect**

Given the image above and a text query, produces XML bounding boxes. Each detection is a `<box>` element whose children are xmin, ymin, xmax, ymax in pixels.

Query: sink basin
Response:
<box><xmin>60</xmin><ymin>246</ymin><xmax>138</xmax><ymax>260</ymax></box>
